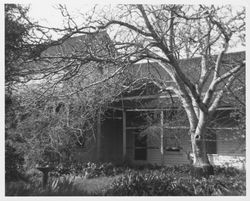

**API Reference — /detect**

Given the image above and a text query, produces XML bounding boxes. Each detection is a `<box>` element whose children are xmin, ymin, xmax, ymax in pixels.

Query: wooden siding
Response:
<box><xmin>216</xmin><ymin>130</ymin><xmax>245</xmax><ymax>155</ymax></box>
<box><xmin>125</xmin><ymin>126</ymin><xmax>245</xmax><ymax>168</ymax></box>
<box><xmin>77</xmin><ymin>110</ymin><xmax>245</xmax><ymax>169</ymax></box>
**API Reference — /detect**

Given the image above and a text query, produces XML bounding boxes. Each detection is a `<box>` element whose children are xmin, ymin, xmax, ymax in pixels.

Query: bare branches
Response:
<box><xmin>208</xmin><ymin>66</ymin><xmax>244</xmax><ymax>113</ymax></box>
<box><xmin>98</xmin><ymin>20</ymin><xmax>152</xmax><ymax>37</ymax></box>
<box><xmin>137</xmin><ymin>5</ymin><xmax>160</xmax><ymax>40</ymax></box>
<box><xmin>214</xmin><ymin>61</ymin><xmax>245</xmax><ymax>84</ymax></box>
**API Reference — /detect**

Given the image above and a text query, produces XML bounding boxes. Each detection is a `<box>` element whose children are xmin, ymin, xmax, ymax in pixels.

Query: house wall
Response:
<box><xmin>125</xmin><ymin>127</ymin><xmax>192</xmax><ymax>166</ymax></box>
<box><xmin>208</xmin><ymin>129</ymin><xmax>245</xmax><ymax>169</ymax></box>
<box><xmin>125</xmin><ymin>126</ymin><xmax>245</xmax><ymax>169</ymax></box>
<box><xmin>73</xmin><ymin>113</ymin><xmax>245</xmax><ymax>170</ymax></box>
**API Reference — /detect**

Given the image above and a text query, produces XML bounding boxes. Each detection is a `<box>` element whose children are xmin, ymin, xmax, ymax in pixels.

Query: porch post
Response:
<box><xmin>122</xmin><ymin>109</ymin><xmax>127</xmax><ymax>161</ymax></box>
<box><xmin>96</xmin><ymin>110</ymin><xmax>101</xmax><ymax>161</ymax></box>
<box><xmin>160</xmin><ymin>111</ymin><xmax>164</xmax><ymax>166</ymax></box>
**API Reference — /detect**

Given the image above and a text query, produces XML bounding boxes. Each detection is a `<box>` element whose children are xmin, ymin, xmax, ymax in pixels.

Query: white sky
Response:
<box><xmin>28</xmin><ymin>4</ymin><xmax>95</xmax><ymax>28</ymax></box>
<box><xmin>25</xmin><ymin>2</ymin><xmax>247</xmax><ymax>54</ymax></box>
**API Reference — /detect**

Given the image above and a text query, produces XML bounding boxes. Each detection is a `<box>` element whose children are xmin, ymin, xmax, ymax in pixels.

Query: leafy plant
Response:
<box><xmin>102</xmin><ymin>165</ymin><xmax>246</xmax><ymax>196</ymax></box>
<box><xmin>6</xmin><ymin>164</ymin><xmax>246</xmax><ymax>196</ymax></box>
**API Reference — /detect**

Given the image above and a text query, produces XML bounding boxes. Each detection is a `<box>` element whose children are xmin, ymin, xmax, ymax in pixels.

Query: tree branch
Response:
<box><xmin>98</xmin><ymin>20</ymin><xmax>152</xmax><ymax>37</ymax></box>
<box><xmin>208</xmin><ymin>68</ymin><xmax>244</xmax><ymax>113</ymax></box>
<box><xmin>214</xmin><ymin>61</ymin><xmax>245</xmax><ymax>84</ymax></box>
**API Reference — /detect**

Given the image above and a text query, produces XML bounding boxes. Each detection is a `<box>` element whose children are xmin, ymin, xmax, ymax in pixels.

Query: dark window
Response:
<box><xmin>206</xmin><ymin>130</ymin><xmax>217</xmax><ymax>154</ymax></box>
<box><xmin>134</xmin><ymin>134</ymin><xmax>147</xmax><ymax>160</ymax></box>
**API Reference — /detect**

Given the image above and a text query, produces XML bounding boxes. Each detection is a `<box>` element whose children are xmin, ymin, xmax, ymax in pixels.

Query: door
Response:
<box><xmin>134</xmin><ymin>133</ymin><xmax>147</xmax><ymax>160</ymax></box>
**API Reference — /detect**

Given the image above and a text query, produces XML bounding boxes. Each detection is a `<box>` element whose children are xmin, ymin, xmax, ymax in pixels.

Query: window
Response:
<box><xmin>164</xmin><ymin>129</ymin><xmax>182</xmax><ymax>152</ymax></box>
<box><xmin>134</xmin><ymin>133</ymin><xmax>147</xmax><ymax>160</ymax></box>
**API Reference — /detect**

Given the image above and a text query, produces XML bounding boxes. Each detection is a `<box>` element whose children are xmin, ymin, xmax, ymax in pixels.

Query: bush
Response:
<box><xmin>83</xmin><ymin>162</ymin><xmax>124</xmax><ymax>179</ymax></box>
<box><xmin>6</xmin><ymin>175</ymin><xmax>89</xmax><ymax>196</ymax></box>
<box><xmin>5</xmin><ymin>164</ymin><xmax>246</xmax><ymax>196</ymax></box>
<box><xmin>103</xmin><ymin>169</ymin><xmax>191</xmax><ymax>196</ymax></box>
<box><xmin>49</xmin><ymin>162</ymin><xmax>125</xmax><ymax>179</ymax></box>
<box><xmin>5</xmin><ymin>143</ymin><xmax>25</xmax><ymax>182</ymax></box>
<box><xmin>213</xmin><ymin>166</ymin><xmax>244</xmax><ymax>177</ymax></box>
<box><xmin>102</xmin><ymin>166</ymin><xmax>246</xmax><ymax>196</ymax></box>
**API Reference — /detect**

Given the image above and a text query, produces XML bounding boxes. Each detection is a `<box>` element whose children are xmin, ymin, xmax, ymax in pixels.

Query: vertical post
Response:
<box><xmin>96</xmin><ymin>110</ymin><xmax>101</xmax><ymax>161</ymax></box>
<box><xmin>160</xmin><ymin>111</ymin><xmax>164</xmax><ymax>166</ymax></box>
<box><xmin>122</xmin><ymin>109</ymin><xmax>127</xmax><ymax>161</ymax></box>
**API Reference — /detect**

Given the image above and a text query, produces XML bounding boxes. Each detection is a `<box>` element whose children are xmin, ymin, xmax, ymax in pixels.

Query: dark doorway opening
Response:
<box><xmin>134</xmin><ymin>133</ymin><xmax>147</xmax><ymax>160</ymax></box>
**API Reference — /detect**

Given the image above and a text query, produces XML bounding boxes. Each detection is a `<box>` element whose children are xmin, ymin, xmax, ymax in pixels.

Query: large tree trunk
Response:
<box><xmin>190</xmin><ymin>112</ymin><xmax>214</xmax><ymax>178</ymax></box>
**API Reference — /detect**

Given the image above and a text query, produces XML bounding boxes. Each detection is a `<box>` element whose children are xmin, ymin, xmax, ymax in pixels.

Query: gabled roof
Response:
<box><xmin>126</xmin><ymin>51</ymin><xmax>245</xmax><ymax>90</ymax></box>
<box><xmin>42</xmin><ymin>31</ymin><xmax>115</xmax><ymax>58</ymax></box>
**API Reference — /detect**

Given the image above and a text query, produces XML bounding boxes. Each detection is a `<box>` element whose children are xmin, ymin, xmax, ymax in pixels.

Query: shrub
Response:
<box><xmin>39</xmin><ymin>175</ymin><xmax>84</xmax><ymax>196</ymax></box>
<box><xmin>83</xmin><ymin>162</ymin><xmax>124</xmax><ymax>178</ymax></box>
<box><xmin>6</xmin><ymin>175</ymin><xmax>89</xmax><ymax>196</ymax></box>
<box><xmin>5</xmin><ymin>143</ymin><xmax>25</xmax><ymax>182</ymax></box>
<box><xmin>6</xmin><ymin>164</ymin><xmax>246</xmax><ymax>196</ymax></box>
<box><xmin>49</xmin><ymin>162</ymin><xmax>125</xmax><ymax>179</ymax></box>
<box><xmin>103</xmin><ymin>169</ymin><xmax>192</xmax><ymax>196</ymax></box>
<box><xmin>213</xmin><ymin>166</ymin><xmax>244</xmax><ymax>177</ymax></box>
<box><xmin>102</xmin><ymin>166</ymin><xmax>246</xmax><ymax>196</ymax></box>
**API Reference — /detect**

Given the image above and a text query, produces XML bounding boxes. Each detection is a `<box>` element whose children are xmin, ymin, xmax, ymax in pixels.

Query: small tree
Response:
<box><xmin>5</xmin><ymin>4</ymin><xmax>33</xmax><ymax>181</ymax></box>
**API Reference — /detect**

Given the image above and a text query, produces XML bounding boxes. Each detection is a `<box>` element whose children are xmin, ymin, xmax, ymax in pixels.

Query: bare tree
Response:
<box><xmin>13</xmin><ymin>4</ymin><xmax>245</xmax><ymax>176</ymax></box>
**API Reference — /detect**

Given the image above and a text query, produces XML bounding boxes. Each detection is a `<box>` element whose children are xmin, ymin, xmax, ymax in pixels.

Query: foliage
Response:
<box><xmin>5</xmin><ymin>143</ymin><xmax>25</xmax><ymax>182</ymax></box>
<box><xmin>5</xmin><ymin>4</ymin><xmax>32</xmax><ymax>88</ymax></box>
<box><xmin>49</xmin><ymin>162</ymin><xmax>125</xmax><ymax>179</ymax></box>
<box><xmin>5</xmin><ymin>4</ymin><xmax>36</xmax><ymax>182</ymax></box>
<box><xmin>6</xmin><ymin>164</ymin><xmax>245</xmax><ymax>196</ymax></box>
<box><xmin>103</xmin><ymin>165</ymin><xmax>245</xmax><ymax>196</ymax></box>
<box><xmin>6</xmin><ymin>175</ymin><xmax>88</xmax><ymax>196</ymax></box>
<box><xmin>80</xmin><ymin>162</ymin><xmax>124</xmax><ymax>179</ymax></box>
<box><xmin>5</xmin><ymin>93</ymin><xmax>27</xmax><ymax>182</ymax></box>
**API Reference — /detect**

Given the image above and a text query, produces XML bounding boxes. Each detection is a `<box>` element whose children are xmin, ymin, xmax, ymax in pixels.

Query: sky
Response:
<box><xmin>28</xmin><ymin>4</ymin><xmax>95</xmax><ymax>28</ymax></box>
<box><xmin>26</xmin><ymin>3</ymin><xmax>246</xmax><ymax>53</ymax></box>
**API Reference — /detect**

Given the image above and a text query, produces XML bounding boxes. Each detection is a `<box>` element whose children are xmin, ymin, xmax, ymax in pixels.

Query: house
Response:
<box><xmin>73</xmin><ymin>50</ymin><xmax>245</xmax><ymax>169</ymax></box>
<box><xmin>37</xmin><ymin>34</ymin><xmax>245</xmax><ymax>169</ymax></box>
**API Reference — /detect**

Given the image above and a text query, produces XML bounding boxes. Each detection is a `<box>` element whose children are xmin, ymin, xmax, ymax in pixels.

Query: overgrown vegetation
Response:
<box><xmin>103</xmin><ymin>166</ymin><xmax>245</xmax><ymax>196</ymax></box>
<box><xmin>6</xmin><ymin>164</ymin><xmax>246</xmax><ymax>196</ymax></box>
<box><xmin>48</xmin><ymin>162</ymin><xmax>125</xmax><ymax>178</ymax></box>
